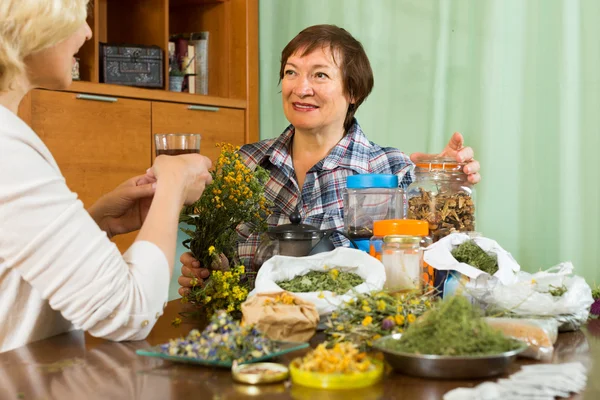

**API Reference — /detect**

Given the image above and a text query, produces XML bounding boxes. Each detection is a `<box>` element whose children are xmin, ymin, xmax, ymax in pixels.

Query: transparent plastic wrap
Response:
<box><xmin>485</xmin><ymin>317</ymin><xmax>559</xmax><ymax>361</ymax></box>
<box><xmin>468</xmin><ymin>262</ymin><xmax>593</xmax><ymax>332</ymax></box>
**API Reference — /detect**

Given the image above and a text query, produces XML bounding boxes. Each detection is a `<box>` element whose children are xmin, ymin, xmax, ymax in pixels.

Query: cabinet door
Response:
<box><xmin>151</xmin><ymin>102</ymin><xmax>245</xmax><ymax>163</ymax></box>
<box><xmin>31</xmin><ymin>90</ymin><xmax>152</xmax><ymax>252</ymax></box>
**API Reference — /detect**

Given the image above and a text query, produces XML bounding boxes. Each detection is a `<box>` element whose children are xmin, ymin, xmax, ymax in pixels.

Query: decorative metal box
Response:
<box><xmin>100</xmin><ymin>43</ymin><xmax>163</xmax><ymax>88</ymax></box>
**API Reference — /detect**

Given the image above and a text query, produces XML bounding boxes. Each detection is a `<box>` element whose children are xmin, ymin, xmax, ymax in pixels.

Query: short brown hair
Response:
<box><xmin>279</xmin><ymin>24</ymin><xmax>374</xmax><ymax>132</ymax></box>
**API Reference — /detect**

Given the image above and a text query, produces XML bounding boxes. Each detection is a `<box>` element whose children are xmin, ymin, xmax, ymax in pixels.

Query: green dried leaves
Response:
<box><xmin>277</xmin><ymin>269</ymin><xmax>364</xmax><ymax>295</ymax></box>
<box><xmin>380</xmin><ymin>295</ymin><xmax>522</xmax><ymax>356</ymax></box>
<box><xmin>451</xmin><ymin>240</ymin><xmax>499</xmax><ymax>276</ymax></box>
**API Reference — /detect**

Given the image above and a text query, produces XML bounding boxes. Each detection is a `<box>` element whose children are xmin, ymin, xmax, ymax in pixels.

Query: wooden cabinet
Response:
<box><xmin>151</xmin><ymin>102</ymin><xmax>245</xmax><ymax>163</ymax></box>
<box><xmin>30</xmin><ymin>90</ymin><xmax>152</xmax><ymax>251</ymax></box>
<box><xmin>78</xmin><ymin>0</ymin><xmax>258</xmax><ymax>142</ymax></box>
<box><xmin>16</xmin><ymin>0</ymin><xmax>258</xmax><ymax>253</ymax></box>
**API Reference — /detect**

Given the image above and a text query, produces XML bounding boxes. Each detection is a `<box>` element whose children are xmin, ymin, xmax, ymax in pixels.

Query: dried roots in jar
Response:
<box><xmin>408</xmin><ymin>188</ymin><xmax>475</xmax><ymax>241</ymax></box>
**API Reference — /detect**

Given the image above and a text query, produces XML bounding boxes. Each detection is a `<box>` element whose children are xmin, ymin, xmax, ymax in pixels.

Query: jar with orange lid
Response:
<box><xmin>380</xmin><ymin>235</ymin><xmax>423</xmax><ymax>292</ymax></box>
<box><xmin>407</xmin><ymin>157</ymin><xmax>475</xmax><ymax>242</ymax></box>
<box><xmin>369</xmin><ymin>219</ymin><xmax>435</xmax><ymax>287</ymax></box>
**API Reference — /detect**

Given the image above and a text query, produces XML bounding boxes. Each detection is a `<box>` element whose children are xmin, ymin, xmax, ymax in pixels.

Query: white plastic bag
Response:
<box><xmin>424</xmin><ymin>233</ymin><xmax>521</xmax><ymax>285</ymax></box>
<box><xmin>250</xmin><ymin>248</ymin><xmax>386</xmax><ymax>316</ymax></box>
<box><xmin>468</xmin><ymin>262</ymin><xmax>593</xmax><ymax>331</ymax></box>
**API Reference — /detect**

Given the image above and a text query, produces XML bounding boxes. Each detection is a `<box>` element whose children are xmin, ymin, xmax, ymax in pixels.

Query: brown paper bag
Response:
<box><xmin>242</xmin><ymin>292</ymin><xmax>319</xmax><ymax>342</ymax></box>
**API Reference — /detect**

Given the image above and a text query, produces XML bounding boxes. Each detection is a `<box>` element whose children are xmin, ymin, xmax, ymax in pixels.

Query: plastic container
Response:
<box><xmin>343</xmin><ymin>174</ymin><xmax>405</xmax><ymax>252</ymax></box>
<box><xmin>368</xmin><ymin>220</ymin><xmax>427</xmax><ymax>257</ymax></box>
<box><xmin>289</xmin><ymin>358</ymin><xmax>384</xmax><ymax>389</ymax></box>
<box><xmin>381</xmin><ymin>235</ymin><xmax>423</xmax><ymax>291</ymax></box>
<box><xmin>406</xmin><ymin>157</ymin><xmax>475</xmax><ymax>242</ymax></box>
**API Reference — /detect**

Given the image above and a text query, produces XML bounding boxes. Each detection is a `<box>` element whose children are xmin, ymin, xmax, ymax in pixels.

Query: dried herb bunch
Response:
<box><xmin>277</xmin><ymin>269</ymin><xmax>364</xmax><ymax>295</ymax></box>
<box><xmin>180</xmin><ymin>143</ymin><xmax>272</xmax><ymax>269</ymax></box>
<box><xmin>162</xmin><ymin>310</ymin><xmax>278</xmax><ymax>363</ymax></box>
<box><xmin>408</xmin><ymin>188</ymin><xmax>475</xmax><ymax>241</ymax></box>
<box><xmin>380</xmin><ymin>295</ymin><xmax>523</xmax><ymax>356</ymax></box>
<box><xmin>325</xmin><ymin>290</ymin><xmax>436</xmax><ymax>350</ymax></box>
<box><xmin>451</xmin><ymin>240</ymin><xmax>499</xmax><ymax>275</ymax></box>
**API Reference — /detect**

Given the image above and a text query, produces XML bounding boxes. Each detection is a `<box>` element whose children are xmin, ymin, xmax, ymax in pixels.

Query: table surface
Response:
<box><xmin>1</xmin><ymin>300</ymin><xmax>598</xmax><ymax>400</ymax></box>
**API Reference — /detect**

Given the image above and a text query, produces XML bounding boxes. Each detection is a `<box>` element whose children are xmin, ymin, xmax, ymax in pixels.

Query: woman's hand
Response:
<box><xmin>177</xmin><ymin>252</ymin><xmax>229</xmax><ymax>297</ymax></box>
<box><xmin>410</xmin><ymin>132</ymin><xmax>481</xmax><ymax>184</ymax></box>
<box><xmin>178</xmin><ymin>252</ymin><xmax>210</xmax><ymax>297</ymax></box>
<box><xmin>88</xmin><ymin>174</ymin><xmax>157</xmax><ymax>238</ymax></box>
<box><xmin>148</xmin><ymin>154</ymin><xmax>213</xmax><ymax>205</ymax></box>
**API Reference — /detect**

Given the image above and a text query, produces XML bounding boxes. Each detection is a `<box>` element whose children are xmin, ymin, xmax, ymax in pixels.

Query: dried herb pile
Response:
<box><xmin>379</xmin><ymin>295</ymin><xmax>522</xmax><ymax>356</ymax></box>
<box><xmin>408</xmin><ymin>188</ymin><xmax>475</xmax><ymax>241</ymax></box>
<box><xmin>325</xmin><ymin>290</ymin><xmax>435</xmax><ymax>350</ymax></box>
<box><xmin>277</xmin><ymin>269</ymin><xmax>364</xmax><ymax>295</ymax></box>
<box><xmin>161</xmin><ymin>310</ymin><xmax>278</xmax><ymax>363</ymax></box>
<box><xmin>451</xmin><ymin>240</ymin><xmax>499</xmax><ymax>275</ymax></box>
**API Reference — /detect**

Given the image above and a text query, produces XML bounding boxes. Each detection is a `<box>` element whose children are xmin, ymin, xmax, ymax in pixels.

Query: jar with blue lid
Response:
<box><xmin>343</xmin><ymin>174</ymin><xmax>406</xmax><ymax>252</ymax></box>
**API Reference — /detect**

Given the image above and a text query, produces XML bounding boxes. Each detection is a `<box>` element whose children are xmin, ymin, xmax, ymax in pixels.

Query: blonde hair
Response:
<box><xmin>0</xmin><ymin>0</ymin><xmax>89</xmax><ymax>91</ymax></box>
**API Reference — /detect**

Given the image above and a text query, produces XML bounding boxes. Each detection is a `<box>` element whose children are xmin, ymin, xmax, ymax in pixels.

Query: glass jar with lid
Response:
<box><xmin>407</xmin><ymin>157</ymin><xmax>475</xmax><ymax>242</ymax></box>
<box><xmin>343</xmin><ymin>174</ymin><xmax>405</xmax><ymax>252</ymax></box>
<box><xmin>380</xmin><ymin>235</ymin><xmax>423</xmax><ymax>292</ymax></box>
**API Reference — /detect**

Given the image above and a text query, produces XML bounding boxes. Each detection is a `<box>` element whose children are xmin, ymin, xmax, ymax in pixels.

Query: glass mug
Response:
<box><xmin>154</xmin><ymin>133</ymin><xmax>201</xmax><ymax>156</ymax></box>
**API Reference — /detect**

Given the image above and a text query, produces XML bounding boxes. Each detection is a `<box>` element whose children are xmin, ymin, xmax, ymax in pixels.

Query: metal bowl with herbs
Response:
<box><xmin>372</xmin><ymin>295</ymin><xmax>526</xmax><ymax>379</ymax></box>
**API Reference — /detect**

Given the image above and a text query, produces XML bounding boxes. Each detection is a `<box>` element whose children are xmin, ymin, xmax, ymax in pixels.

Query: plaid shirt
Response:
<box><xmin>237</xmin><ymin>119</ymin><xmax>414</xmax><ymax>267</ymax></box>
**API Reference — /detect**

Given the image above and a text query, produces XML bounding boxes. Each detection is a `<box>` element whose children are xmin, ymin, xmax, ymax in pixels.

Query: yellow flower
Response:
<box><xmin>318</xmin><ymin>292</ymin><xmax>325</xmax><ymax>299</ymax></box>
<box><xmin>407</xmin><ymin>314</ymin><xmax>416</xmax><ymax>324</ymax></box>
<box><xmin>362</xmin><ymin>306</ymin><xmax>372</xmax><ymax>312</ymax></box>
<box><xmin>377</xmin><ymin>300</ymin><xmax>386</xmax><ymax>311</ymax></box>
<box><xmin>372</xmin><ymin>334</ymin><xmax>382</xmax><ymax>340</ymax></box>
<box><xmin>329</xmin><ymin>269</ymin><xmax>340</xmax><ymax>279</ymax></box>
<box><xmin>410</xmin><ymin>299</ymin><xmax>419</xmax><ymax>306</ymax></box>
<box><xmin>336</xmin><ymin>325</ymin><xmax>344</xmax><ymax>331</ymax></box>
<box><xmin>394</xmin><ymin>314</ymin><xmax>405</xmax><ymax>325</ymax></box>
<box><xmin>205</xmin><ymin>296</ymin><xmax>212</xmax><ymax>303</ymax></box>
<box><xmin>396</xmin><ymin>305</ymin><xmax>403</xmax><ymax>313</ymax></box>
<box><xmin>362</xmin><ymin>316</ymin><xmax>373</xmax><ymax>326</ymax></box>
<box><xmin>171</xmin><ymin>317</ymin><xmax>182</xmax><ymax>328</ymax></box>
<box><xmin>208</xmin><ymin>246</ymin><xmax>216</xmax><ymax>256</ymax></box>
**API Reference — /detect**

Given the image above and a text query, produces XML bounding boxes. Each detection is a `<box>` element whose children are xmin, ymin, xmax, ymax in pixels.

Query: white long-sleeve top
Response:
<box><xmin>0</xmin><ymin>104</ymin><xmax>170</xmax><ymax>353</ymax></box>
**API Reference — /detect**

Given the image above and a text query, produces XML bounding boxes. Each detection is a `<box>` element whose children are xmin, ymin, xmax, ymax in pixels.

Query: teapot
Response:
<box><xmin>252</xmin><ymin>209</ymin><xmax>357</xmax><ymax>271</ymax></box>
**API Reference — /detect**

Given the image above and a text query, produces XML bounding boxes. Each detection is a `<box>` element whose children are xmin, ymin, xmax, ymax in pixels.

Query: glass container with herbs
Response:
<box><xmin>407</xmin><ymin>157</ymin><xmax>475</xmax><ymax>242</ymax></box>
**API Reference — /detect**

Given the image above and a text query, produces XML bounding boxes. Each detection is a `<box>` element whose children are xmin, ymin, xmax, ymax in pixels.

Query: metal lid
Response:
<box><xmin>346</xmin><ymin>174</ymin><xmax>399</xmax><ymax>189</ymax></box>
<box><xmin>232</xmin><ymin>362</ymin><xmax>289</xmax><ymax>384</ymax></box>
<box><xmin>268</xmin><ymin>210</ymin><xmax>322</xmax><ymax>240</ymax></box>
<box><xmin>383</xmin><ymin>235</ymin><xmax>422</xmax><ymax>245</ymax></box>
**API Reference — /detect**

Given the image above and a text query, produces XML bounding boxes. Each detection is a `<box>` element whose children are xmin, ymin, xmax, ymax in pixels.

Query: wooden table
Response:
<box><xmin>1</xmin><ymin>300</ymin><xmax>598</xmax><ymax>400</ymax></box>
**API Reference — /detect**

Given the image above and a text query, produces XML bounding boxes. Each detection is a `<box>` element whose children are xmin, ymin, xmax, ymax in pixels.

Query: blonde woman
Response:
<box><xmin>0</xmin><ymin>0</ymin><xmax>213</xmax><ymax>352</ymax></box>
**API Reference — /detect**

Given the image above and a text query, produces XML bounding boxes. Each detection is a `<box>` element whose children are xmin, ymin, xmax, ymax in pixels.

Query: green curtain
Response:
<box><xmin>258</xmin><ymin>0</ymin><xmax>600</xmax><ymax>285</ymax></box>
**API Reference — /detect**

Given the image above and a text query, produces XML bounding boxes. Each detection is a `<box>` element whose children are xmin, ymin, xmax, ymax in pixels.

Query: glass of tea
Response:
<box><xmin>154</xmin><ymin>133</ymin><xmax>201</xmax><ymax>156</ymax></box>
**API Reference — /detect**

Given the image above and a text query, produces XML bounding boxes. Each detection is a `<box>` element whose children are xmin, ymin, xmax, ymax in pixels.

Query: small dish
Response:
<box><xmin>232</xmin><ymin>362</ymin><xmax>289</xmax><ymax>384</ymax></box>
<box><xmin>289</xmin><ymin>358</ymin><xmax>384</xmax><ymax>389</ymax></box>
<box><xmin>372</xmin><ymin>333</ymin><xmax>527</xmax><ymax>379</ymax></box>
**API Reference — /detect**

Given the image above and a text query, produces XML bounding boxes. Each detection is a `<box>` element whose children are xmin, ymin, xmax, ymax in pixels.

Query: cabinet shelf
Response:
<box><xmin>61</xmin><ymin>81</ymin><xmax>246</xmax><ymax>109</ymax></box>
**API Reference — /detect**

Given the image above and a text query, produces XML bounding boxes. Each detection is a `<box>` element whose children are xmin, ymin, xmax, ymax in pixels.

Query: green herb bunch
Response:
<box><xmin>452</xmin><ymin>240</ymin><xmax>499</xmax><ymax>275</ymax></box>
<box><xmin>277</xmin><ymin>269</ymin><xmax>364</xmax><ymax>295</ymax></box>
<box><xmin>325</xmin><ymin>290</ymin><xmax>436</xmax><ymax>350</ymax></box>
<box><xmin>383</xmin><ymin>295</ymin><xmax>522</xmax><ymax>356</ymax></box>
